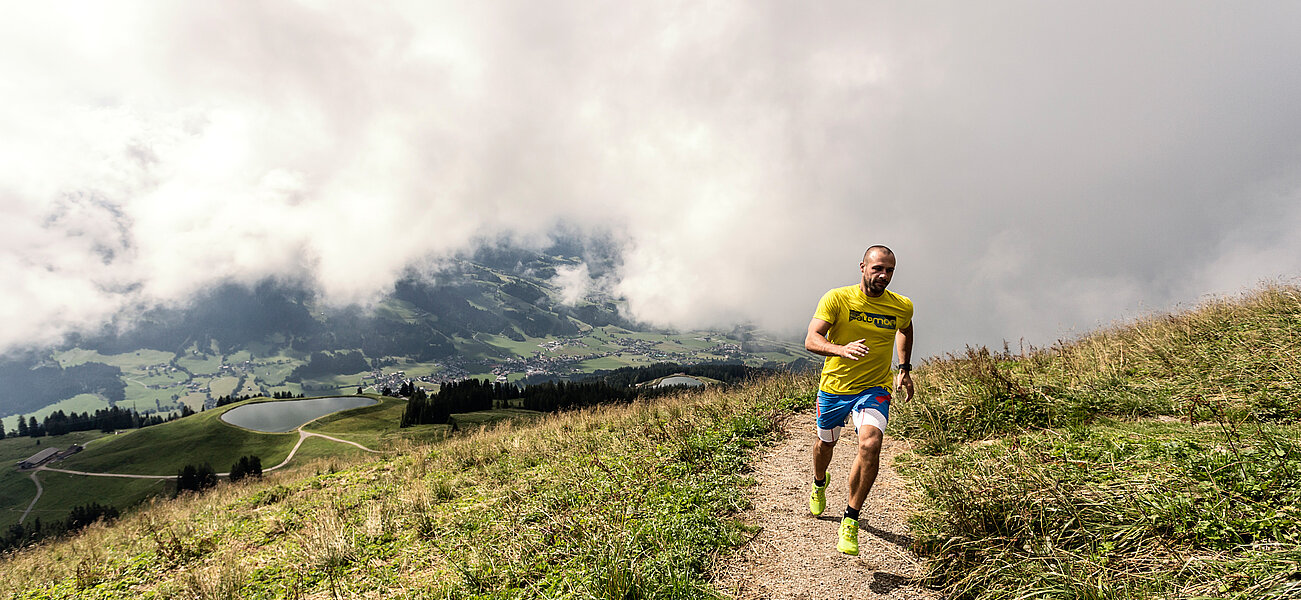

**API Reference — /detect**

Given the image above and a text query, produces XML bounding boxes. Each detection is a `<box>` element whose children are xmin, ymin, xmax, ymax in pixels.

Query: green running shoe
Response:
<box><xmin>809</xmin><ymin>480</ymin><xmax>827</xmax><ymax>516</ymax></box>
<box><xmin>837</xmin><ymin>517</ymin><xmax>859</xmax><ymax>555</ymax></box>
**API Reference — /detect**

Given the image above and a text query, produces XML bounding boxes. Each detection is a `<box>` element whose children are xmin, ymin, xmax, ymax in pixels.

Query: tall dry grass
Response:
<box><xmin>896</xmin><ymin>284</ymin><xmax>1301</xmax><ymax>599</ymax></box>
<box><xmin>0</xmin><ymin>370</ymin><xmax>817</xmax><ymax>599</ymax></box>
<box><xmin>893</xmin><ymin>283</ymin><xmax>1301</xmax><ymax>453</ymax></box>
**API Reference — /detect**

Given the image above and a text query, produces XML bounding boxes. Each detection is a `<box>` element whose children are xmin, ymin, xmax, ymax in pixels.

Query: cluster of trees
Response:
<box><xmin>64</xmin><ymin>502</ymin><xmax>120</xmax><ymax>532</ymax></box>
<box><xmin>228</xmin><ymin>455</ymin><xmax>263</xmax><ymax>482</ymax></box>
<box><xmin>400</xmin><ymin>379</ymin><xmax>512</xmax><ymax>426</ymax></box>
<box><xmin>399</xmin><ymin>362</ymin><xmax>779</xmax><ymax>428</ymax></box>
<box><xmin>5</xmin><ymin>405</ymin><xmax>187</xmax><ymax>439</ymax></box>
<box><xmin>174</xmin><ymin>463</ymin><xmax>218</xmax><ymax>496</ymax></box>
<box><xmin>594</xmin><ymin>362</ymin><xmax>773</xmax><ymax>388</ymax></box>
<box><xmin>401</xmin><ymin>378</ymin><xmax>642</xmax><ymax>426</ymax></box>
<box><xmin>288</xmin><ymin>350</ymin><xmax>369</xmax><ymax>381</ymax></box>
<box><xmin>213</xmin><ymin>391</ymin><xmax>303</xmax><ymax>409</ymax></box>
<box><xmin>515</xmin><ymin>380</ymin><xmax>639</xmax><ymax>412</ymax></box>
<box><xmin>1</xmin><ymin>502</ymin><xmax>120</xmax><ymax>552</ymax></box>
<box><xmin>175</xmin><ymin>455</ymin><xmax>263</xmax><ymax>495</ymax></box>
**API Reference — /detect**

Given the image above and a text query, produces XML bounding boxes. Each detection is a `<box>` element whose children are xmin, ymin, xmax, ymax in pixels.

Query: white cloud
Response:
<box><xmin>550</xmin><ymin>263</ymin><xmax>591</xmax><ymax>306</ymax></box>
<box><xmin>2</xmin><ymin>2</ymin><xmax>1301</xmax><ymax>357</ymax></box>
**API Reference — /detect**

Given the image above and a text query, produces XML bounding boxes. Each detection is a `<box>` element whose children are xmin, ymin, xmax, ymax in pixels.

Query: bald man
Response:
<box><xmin>804</xmin><ymin>245</ymin><xmax>915</xmax><ymax>555</ymax></box>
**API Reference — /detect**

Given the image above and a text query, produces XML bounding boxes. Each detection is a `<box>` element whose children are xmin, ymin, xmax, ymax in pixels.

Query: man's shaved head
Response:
<box><xmin>863</xmin><ymin>245</ymin><xmax>894</xmax><ymax>261</ymax></box>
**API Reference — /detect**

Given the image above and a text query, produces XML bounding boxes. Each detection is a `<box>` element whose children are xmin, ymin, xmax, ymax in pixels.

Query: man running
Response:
<box><xmin>805</xmin><ymin>245</ymin><xmax>914</xmax><ymax>555</ymax></box>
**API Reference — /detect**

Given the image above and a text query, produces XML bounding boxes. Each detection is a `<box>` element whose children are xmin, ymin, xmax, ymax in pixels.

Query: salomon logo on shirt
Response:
<box><xmin>848</xmin><ymin>310</ymin><xmax>897</xmax><ymax>329</ymax></box>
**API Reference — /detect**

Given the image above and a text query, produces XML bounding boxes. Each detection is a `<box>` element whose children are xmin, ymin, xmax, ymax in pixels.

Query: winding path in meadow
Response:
<box><xmin>17</xmin><ymin>471</ymin><xmax>44</xmax><ymax>525</ymax></box>
<box><xmin>713</xmin><ymin>411</ymin><xmax>940</xmax><ymax>600</ymax></box>
<box><xmin>17</xmin><ymin>428</ymin><xmax>378</xmax><ymax>524</ymax></box>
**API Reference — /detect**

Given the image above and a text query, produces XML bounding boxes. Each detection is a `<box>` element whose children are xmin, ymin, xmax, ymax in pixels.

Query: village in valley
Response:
<box><xmin>2</xmin><ymin>325</ymin><xmax>799</xmax><ymax>439</ymax></box>
<box><xmin>362</xmin><ymin>331</ymin><xmax>760</xmax><ymax>393</ymax></box>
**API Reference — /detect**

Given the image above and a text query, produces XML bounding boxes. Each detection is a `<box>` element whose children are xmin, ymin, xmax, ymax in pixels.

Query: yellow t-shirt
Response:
<box><xmin>813</xmin><ymin>285</ymin><xmax>914</xmax><ymax>395</ymax></box>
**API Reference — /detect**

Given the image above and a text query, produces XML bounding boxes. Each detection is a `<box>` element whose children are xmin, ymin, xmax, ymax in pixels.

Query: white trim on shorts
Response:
<box><xmin>816</xmin><ymin>407</ymin><xmax>888</xmax><ymax>443</ymax></box>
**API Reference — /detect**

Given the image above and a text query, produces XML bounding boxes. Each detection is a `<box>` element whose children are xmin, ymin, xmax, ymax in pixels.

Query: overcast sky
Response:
<box><xmin>3</xmin><ymin>1</ymin><xmax>1300</xmax><ymax>360</ymax></box>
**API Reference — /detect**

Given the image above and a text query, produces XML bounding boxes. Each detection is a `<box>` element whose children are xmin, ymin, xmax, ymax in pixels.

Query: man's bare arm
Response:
<box><xmin>894</xmin><ymin>323</ymin><xmax>915</xmax><ymax>401</ymax></box>
<box><xmin>805</xmin><ymin>318</ymin><xmax>868</xmax><ymax>360</ymax></box>
<box><xmin>895</xmin><ymin>323</ymin><xmax>913</xmax><ymax>367</ymax></box>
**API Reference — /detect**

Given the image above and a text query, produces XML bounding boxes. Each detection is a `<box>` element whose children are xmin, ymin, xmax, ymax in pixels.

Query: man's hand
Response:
<box><xmin>807</xmin><ymin>319</ymin><xmax>872</xmax><ymax>360</ymax></box>
<box><xmin>838</xmin><ymin>339</ymin><xmax>869</xmax><ymax>360</ymax></box>
<box><xmin>894</xmin><ymin>370</ymin><xmax>914</xmax><ymax>402</ymax></box>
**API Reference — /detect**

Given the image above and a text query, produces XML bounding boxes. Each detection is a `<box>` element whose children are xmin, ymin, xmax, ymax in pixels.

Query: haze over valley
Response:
<box><xmin>0</xmin><ymin>243</ymin><xmax>806</xmax><ymax>432</ymax></box>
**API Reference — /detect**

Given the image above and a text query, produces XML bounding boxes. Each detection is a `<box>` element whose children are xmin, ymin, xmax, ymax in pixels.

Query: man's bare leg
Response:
<box><xmin>813</xmin><ymin>437</ymin><xmax>835</xmax><ymax>482</ymax></box>
<box><xmin>846</xmin><ymin>425</ymin><xmax>884</xmax><ymax>510</ymax></box>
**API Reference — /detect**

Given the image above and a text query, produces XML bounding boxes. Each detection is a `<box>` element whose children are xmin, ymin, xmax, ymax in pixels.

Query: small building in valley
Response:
<box><xmin>17</xmin><ymin>447</ymin><xmax>60</xmax><ymax>470</ymax></box>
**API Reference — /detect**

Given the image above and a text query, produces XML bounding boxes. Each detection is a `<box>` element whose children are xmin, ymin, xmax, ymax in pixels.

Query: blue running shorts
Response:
<box><xmin>815</xmin><ymin>387</ymin><xmax>891</xmax><ymax>442</ymax></box>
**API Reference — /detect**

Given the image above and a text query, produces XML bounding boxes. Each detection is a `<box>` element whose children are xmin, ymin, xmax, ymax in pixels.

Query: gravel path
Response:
<box><xmin>713</xmin><ymin>411</ymin><xmax>941</xmax><ymax>600</ymax></box>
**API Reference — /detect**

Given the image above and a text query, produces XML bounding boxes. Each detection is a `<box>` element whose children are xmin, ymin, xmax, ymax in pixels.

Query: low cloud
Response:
<box><xmin>549</xmin><ymin>263</ymin><xmax>591</xmax><ymax>306</ymax></box>
<box><xmin>3</xmin><ymin>2</ymin><xmax>1300</xmax><ymax>358</ymax></box>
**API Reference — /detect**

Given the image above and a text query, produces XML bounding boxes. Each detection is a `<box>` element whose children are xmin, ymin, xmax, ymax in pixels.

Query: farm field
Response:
<box><xmin>0</xmin><ymin>430</ymin><xmax>109</xmax><ymax>530</ymax></box>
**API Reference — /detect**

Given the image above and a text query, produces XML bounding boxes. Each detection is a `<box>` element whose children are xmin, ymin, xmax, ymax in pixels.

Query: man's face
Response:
<box><xmin>859</xmin><ymin>250</ymin><xmax>896</xmax><ymax>297</ymax></box>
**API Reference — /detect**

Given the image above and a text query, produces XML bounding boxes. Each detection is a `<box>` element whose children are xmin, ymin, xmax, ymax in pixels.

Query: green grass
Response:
<box><xmin>1</xmin><ymin>394</ymin><xmax>109</xmax><ymax>432</ymax></box>
<box><xmin>23</xmin><ymin>471</ymin><xmax>170</xmax><ymax>528</ymax></box>
<box><xmin>235</xmin><ymin>378</ymin><xmax>263</xmax><ymax>398</ymax></box>
<box><xmin>389</xmin><ymin>358</ymin><xmax>447</xmax><ymax>377</ymax></box>
<box><xmin>901</xmin><ymin>420</ymin><xmax>1301</xmax><ymax>598</ymax></box>
<box><xmin>457</xmin><ymin>336</ymin><xmax>516</xmax><ymax>362</ymax></box>
<box><xmin>476</xmin><ymin>332</ymin><xmax>551</xmax><ymax>356</ymax></box>
<box><xmin>0</xmin><ymin>431</ymin><xmax>109</xmax><ymax>530</ymax></box>
<box><xmin>207</xmin><ymin>376</ymin><xmax>240</xmax><ymax>398</ymax></box>
<box><xmin>125</xmin><ymin>370</ymin><xmax>188</xmax><ymax>388</ymax></box>
<box><xmin>577</xmin><ymin>355</ymin><xmax>646</xmax><ymax>371</ymax></box>
<box><xmin>1</xmin><ymin>398</ymin><xmax>426</xmax><ymax>533</ymax></box>
<box><xmin>281</xmin><ymin>435</ymin><xmax>375</xmax><ymax>465</ymax></box>
<box><xmin>59</xmin><ymin>404</ymin><xmax>299</xmax><ymax>476</ymax></box>
<box><xmin>267</xmin><ymin>381</ymin><xmax>306</xmax><ymax>398</ymax></box>
<box><xmin>122</xmin><ymin>382</ymin><xmax>185</xmax><ymax>414</ymax></box>
<box><xmin>7</xmin><ymin>285</ymin><xmax>1293</xmax><ymax>598</ymax></box>
<box><xmin>373</xmin><ymin>298</ymin><xmax>423</xmax><ymax>322</ymax></box>
<box><xmin>893</xmin><ymin>284</ymin><xmax>1301</xmax><ymax>599</ymax></box>
<box><xmin>54</xmin><ymin>349</ymin><xmax>174</xmax><ymax>370</ymax></box>
<box><xmin>0</xmin><ymin>372</ymin><xmax>813</xmax><ymax>598</ymax></box>
<box><xmin>302</xmin><ymin>370</ymin><xmax>371</xmax><ymax>389</ymax></box>
<box><xmin>176</xmin><ymin>352</ymin><xmax>223</xmax><ymax>376</ymax></box>
<box><xmin>0</xmin><ymin>431</ymin><xmax>108</xmax><ymax>465</ymax></box>
<box><xmin>303</xmin><ymin>396</ymin><xmax>410</xmax><ymax>449</ymax></box>
<box><xmin>177</xmin><ymin>392</ymin><xmax>208</xmax><ymax>412</ymax></box>
<box><xmin>0</xmin><ymin>470</ymin><xmax>38</xmax><ymax>530</ymax></box>
<box><xmin>450</xmin><ymin>408</ymin><xmax>546</xmax><ymax>429</ymax></box>
<box><xmin>248</xmin><ymin>358</ymin><xmax>299</xmax><ymax>386</ymax></box>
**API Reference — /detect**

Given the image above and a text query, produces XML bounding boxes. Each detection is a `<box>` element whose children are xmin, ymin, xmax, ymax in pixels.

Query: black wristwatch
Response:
<box><xmin>897</xmin><ymin>363</ymin><xmax>912</xmax><ymax>373</ymax></box>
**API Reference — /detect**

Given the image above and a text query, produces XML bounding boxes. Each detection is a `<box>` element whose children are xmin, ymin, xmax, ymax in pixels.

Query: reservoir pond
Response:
<box><xmin>220</xmin><ymin>396</ymin><xmax>378</xmax><ymax>433</ymax></box>
<box><xmin>655</xmin><ymin>376</ymin><xmax>704</xmax><ymax>388</ymax></box>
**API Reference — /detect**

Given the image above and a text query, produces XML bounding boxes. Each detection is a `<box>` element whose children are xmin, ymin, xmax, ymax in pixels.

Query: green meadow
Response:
<box><xmin>0</xmin><ymin>431</ymin><xmax>109</xmax><ymax>530</ymax></box>
<box><xmin>57</xmin><ymin>404</ymin><xmax>299</xmax><ymax>476</ymax></box>
<box><xmin>1</xmin><ymin>281</ymin><xmax>1297</xmax><ymax>598</ymax></box>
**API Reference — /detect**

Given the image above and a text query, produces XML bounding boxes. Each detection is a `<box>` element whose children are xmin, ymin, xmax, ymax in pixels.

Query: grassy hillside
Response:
<box><xmin>56</xmin><ymin>403</ymin><xmax>300</xmax><ymax>476</ymax></box>
<box><xmin>892</xmin><ymin>284</ymin><xmax>1300</xmax><ymax>599</ymax></box>
<box><xmin>1</xmin><ymin>284</ymin><xmax>1294</xmax><ymax>599</ymax></box>
<box><xmin>0</xmin><ymin>374</ymin><xmax>810</xmax><ymax>598</ymax></box>
<box><xmin>0</xmin><ymin>432</ymin><xmax>109</xmax><ymax>531</ymax></box>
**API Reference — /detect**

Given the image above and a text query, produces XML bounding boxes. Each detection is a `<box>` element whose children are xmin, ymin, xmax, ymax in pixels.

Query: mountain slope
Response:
<box><xmin>894</xmin><ymin>284</ymin><xmax>1301</xmax><ymax>599</ymax></box>
<box><xmin>0</xmin><ymin>374</ymin><xmax>813</xmax><ymax>598</ymax></box>
<box><xmin>1</xmin><ymin>247</ymin><xmax>807</xmax><ymax>428</ymax></box>
<box><xmin>0</xmin><ymin>284</ymin><xmax>1296</xmax><ymax>598</ymax></box>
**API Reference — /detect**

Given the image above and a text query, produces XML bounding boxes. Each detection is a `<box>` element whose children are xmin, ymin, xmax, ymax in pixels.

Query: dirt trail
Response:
<box><xmin>713</xmin><ymin>411</ymin><xmax>941</xmax><ymax>600</ymax></box>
